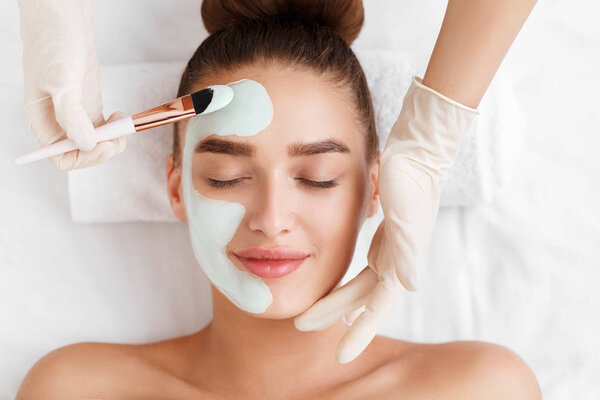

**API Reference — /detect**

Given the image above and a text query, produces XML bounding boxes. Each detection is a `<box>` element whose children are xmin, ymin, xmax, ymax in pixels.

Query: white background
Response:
<box><xmin>1</xmin><ymin>0</ymin><xmax>599</xmax><ymax>398</ymax></box>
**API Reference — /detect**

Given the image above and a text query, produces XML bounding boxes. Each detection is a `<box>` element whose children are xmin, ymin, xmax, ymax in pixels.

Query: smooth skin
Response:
<box><xmin>16</xmin><ymin>64</ymin><xmax>540</xmax><ymax>400</ymax></box>
<box><xmin>297</xmin><ymin>0</ymin><xmax>542</xmax><ymax>366</ymax></box>
<box><xmin>422</xmin><ymin>0</ymin><xmax>539</xmax><ymax>108</ymax></box>
<box><xmin>16</xmin><ymin>0</ymin><xmax>542</xmax><ymax>398</ymax></box>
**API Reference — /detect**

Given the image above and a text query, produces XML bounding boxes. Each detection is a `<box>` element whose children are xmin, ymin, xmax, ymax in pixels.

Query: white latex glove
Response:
<box><xmin>295</xmin><ymin>76</ymin><xmax>479</xmax><ymax>363</ymax></box>
<box><xmin>17</xmin><ymin>0</ymin><xmax>126</xmax><ymax>171</ymax></box>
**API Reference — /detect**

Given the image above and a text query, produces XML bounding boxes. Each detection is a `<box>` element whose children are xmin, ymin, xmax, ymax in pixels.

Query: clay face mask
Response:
<box><xmin>181</xmin><ymin>79</ymin><xmax>274</xmax><ymax>314</ymax></box>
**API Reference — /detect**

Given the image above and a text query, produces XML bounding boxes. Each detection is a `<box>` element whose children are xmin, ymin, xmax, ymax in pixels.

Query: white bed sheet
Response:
<box><xmin>1</xmin><ymin>0</ymin><xmax>599</xmax><ymax>398</ymax></box>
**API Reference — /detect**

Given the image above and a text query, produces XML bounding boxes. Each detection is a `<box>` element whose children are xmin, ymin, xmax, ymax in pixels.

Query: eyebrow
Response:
<box><xmin>194</xmin><ymin>138</ymin><xmax>351</xmax><ymax>157</ymax></box>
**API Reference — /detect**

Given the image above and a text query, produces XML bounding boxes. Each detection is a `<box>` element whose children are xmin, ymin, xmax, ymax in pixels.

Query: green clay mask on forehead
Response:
<box><xmin>181</xmin><ymin>79</ymin><xmax>274</xmax><ymax>314</ymax></box>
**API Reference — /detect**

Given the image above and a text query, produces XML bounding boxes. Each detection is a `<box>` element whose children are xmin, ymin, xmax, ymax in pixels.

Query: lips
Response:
<box><xmin>233</xmin><ymin>247</ymin><xmax>309</xmax><ymax>278</ymax></box>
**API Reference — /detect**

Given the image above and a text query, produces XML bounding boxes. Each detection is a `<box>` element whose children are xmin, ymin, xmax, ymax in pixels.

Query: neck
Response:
<box><xmin>189</xmin><ymin>289</ymin><xmax>361</xmax><ymax>398</ymax></box>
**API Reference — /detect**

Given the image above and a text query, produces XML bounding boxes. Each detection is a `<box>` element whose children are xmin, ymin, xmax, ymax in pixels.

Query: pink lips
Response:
<box><xmin>233</xmin><ymin>247</ymin><xmax>309</xmax><ymax>278</ymax></box>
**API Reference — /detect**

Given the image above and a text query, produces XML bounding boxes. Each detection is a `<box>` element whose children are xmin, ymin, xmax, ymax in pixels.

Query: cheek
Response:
<box><xmin>300</xmin><ymin>185</ymin><xmax>364</xmax><ymax>264</ymax></box>
<box><xmin>303</xmin><ymin>175</ymin><xmax>367</xmax><ymax>282</ymax></box>
<box><xmin>311</xmin><ymin>174</ymin><xmax>367</xmax><ymax>246</ymax></box>
<box><xmin>247</xmin><ymin>174</ymin><xmax>369</xmax><ymax>318</ymax></box>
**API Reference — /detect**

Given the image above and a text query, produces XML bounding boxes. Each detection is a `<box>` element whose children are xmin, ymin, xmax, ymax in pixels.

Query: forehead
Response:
<box><xmin>183</xmin><ymin>63</ymin><xmax>364</xmax><ymax>159</ymax></box>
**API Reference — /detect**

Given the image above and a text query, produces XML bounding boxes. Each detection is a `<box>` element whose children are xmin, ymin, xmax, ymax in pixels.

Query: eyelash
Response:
<box><xmin>205</xmin><ymin>177</ymin><xmax>339</xmax><ymax>189</ymax></box>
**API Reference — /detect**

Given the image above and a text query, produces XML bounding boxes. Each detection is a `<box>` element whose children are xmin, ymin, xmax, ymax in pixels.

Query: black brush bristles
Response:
<box><xmin>190</xmin><ymin>88</ymin><xmax>214</xmax><ymax>115</ymax></box>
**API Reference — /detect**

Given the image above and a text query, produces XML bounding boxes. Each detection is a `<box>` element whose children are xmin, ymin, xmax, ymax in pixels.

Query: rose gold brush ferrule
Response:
<box><xmin>131</xmin><ymin>96</ymin><xmax>196</xmax><ymax>132</ymax></box>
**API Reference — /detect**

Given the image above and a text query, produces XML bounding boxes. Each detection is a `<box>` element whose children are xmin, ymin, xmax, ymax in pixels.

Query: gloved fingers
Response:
<box><xmin>113</xmin><ymin>135</ymin><xmax>127</xmax><ymax>155</ymax></box>
<box><xmin>343</xmin><ymin>305</ymin><xmax>366</xmax><ymax>325</ymax></box>
<box><xmin>366</xmin><ymin>220</ymin><xmax>418</xmax><ymax>292</ymax></box>
<box><xmin>48</xmin><ymin>111</ymin><xmax>127</xmax><ymax>172</ymax></box>
<box><xmin>102</xmin><ymin>111</ymin><xmax>126</xmax><ymax>128</ymax></box>
<box><xmin>385</xmin><ymin>229</ymin><xmax>419</xmax><ymax>292</ymax></box>
<box><xmin>24</xmin><ymin>98</ymin><xmax>67</xmax><ymax>147</ymax></box>
<box><xmin>51</xmin><ymin>86</ymin><xmax>97</xmax><ymax>152</ymax></box>
<box><xmin>294</xmin><ymin>266</ymin><xmax>377</xmax><ymax>332</ymax></box>
<box><xmin>394</xmin><ymin>247</ymin><xmax>420</xmax><ymax>292</ymax></box>
<box><xmin>81</xmin><ymin>20</ymin><xmax>104</xmax><ymax>127</ymax></box>
<box><xmin>48</xmin><ymin>140</ymin><xmax>116</xmax><ymax>172</ymax></box>
<box><xmin>106</xmin><ymin>111</ymin><xmax>128</xmax><ymax>156</ymax></box>
<box><xmin>366</xmin><ymin>221</ymin><xmax>384</xmax><ymax>269</ymax></box>
<box><xmin>335</xmin><ymin>280</ymin><xmax>399</xmax><ymax>364</ymax></box>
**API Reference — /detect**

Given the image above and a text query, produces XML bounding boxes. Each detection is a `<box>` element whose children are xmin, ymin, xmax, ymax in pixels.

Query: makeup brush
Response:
<box><xmin>14</xmin><ymin>85</ymin><xmax>234</xmax><ymax>165</ymax></box>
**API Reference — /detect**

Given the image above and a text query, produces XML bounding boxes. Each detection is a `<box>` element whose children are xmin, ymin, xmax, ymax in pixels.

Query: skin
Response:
<box><xmin>186</xmin><ymin>71</ymin><xmax>376</xmax><ymax>319</ymax></box>
<box><xmin>16</xmin><ymin>1</ymin><xmax>543</xmax><ymax>397</ymax></box>
<box><xmin>16</xmin><ymin>63</ymin><xmax>541</xmax><ymax>400</ymax></box>
<box><xmin>422</xmin><ymin>0</ymin><xmax>539</xmax><ymax>108</ymax></box>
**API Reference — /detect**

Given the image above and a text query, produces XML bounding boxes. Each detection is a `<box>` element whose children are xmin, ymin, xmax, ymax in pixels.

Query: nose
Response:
<box><xmin>246</xmin><ymin>173</ymin><xmax>297</xmax><ymax>239</ymax></box>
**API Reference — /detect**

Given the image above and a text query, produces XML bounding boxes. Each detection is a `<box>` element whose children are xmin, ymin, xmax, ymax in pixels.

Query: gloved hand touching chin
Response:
<box><xmin>17</xmin><ymin>0</ymin><xmax>126</xmax><ymax>171</ymax></box>
<box><xmin>295</xmin><ymin>76</ymin><xmax>479</xmax><ymax>364</ymax></box>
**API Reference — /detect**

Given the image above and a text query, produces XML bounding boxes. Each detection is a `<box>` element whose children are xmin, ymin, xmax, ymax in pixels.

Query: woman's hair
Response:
<box><xmin>173</xmin><ymin>0</ymin><xmax>378</xmax><ymax>167</ymax></box>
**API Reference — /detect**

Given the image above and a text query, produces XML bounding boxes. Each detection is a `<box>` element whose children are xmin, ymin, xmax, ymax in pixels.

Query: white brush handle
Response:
<box><xmin>15</xmin><ymin>116</ymin><xmax>136</xmax><ymax>165</ymax></box>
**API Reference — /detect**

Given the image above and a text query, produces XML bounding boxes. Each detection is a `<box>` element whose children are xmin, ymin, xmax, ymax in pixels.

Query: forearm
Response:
<box><xmin>422</xmin><ymin>0</ymin><xmax>538</xmax><ymax>108</ymax></box>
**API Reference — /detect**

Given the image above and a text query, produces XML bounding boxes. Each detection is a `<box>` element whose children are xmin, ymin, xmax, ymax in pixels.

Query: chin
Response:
<box><xmin>251</xmin><ymin>289</ymin><xmax>321</xmax><ymax>320</ymax></box>
<box><xmin>256</xmin><ymin>301</ymin><xmax>314</xmax><ymax>320</ymax></box>
<box><xmin>250</xmin><ymin>309</ymin><xmax>300</xmax><ymax>320</ymax></box>
<box><xmin>252</xmin><ymin>268</ymin><xmax>348</xmax><ymax>320</ymax></box>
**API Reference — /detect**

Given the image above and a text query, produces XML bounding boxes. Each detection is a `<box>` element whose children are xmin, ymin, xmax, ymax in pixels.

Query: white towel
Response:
<box><xmin>68</xmin><ymin>50</ymin><xmax>524</xmax><ymax>223</ymax></box>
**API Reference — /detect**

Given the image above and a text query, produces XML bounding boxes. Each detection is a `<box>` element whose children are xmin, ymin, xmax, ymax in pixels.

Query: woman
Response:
<box><xmin>16</xmin><ymin>1</ymin><xmax>541</xmax><ymax>398</ymax></box>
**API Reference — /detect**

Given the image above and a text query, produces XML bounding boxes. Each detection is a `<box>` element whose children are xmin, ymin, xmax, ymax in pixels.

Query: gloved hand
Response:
<box><xmin>17</xmin><ymin>0</ymin><xmax>126</xmax><ymax>171</ymax></box>
<box><xmin>294</xmin><ymin>76</ymin><xmax>479</xmax><ymax>363</ymax></box>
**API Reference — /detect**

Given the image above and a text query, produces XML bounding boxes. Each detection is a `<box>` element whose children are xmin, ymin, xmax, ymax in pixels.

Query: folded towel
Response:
<box><xmin>68</xmin><ymin>50</ymin><xmax>524</xmax><ymax>223</ymax></box>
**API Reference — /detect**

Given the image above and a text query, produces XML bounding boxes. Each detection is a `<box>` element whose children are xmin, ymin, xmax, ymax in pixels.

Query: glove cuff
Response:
<box><xmin>381</xmin><ymin>75</ymin><xmax>480</xmax><ymax>178</ymax></box>
<box><xmin>412</xmin><ymin>76</ymin><xmax>479</xmax><ymax>114</ymax></box>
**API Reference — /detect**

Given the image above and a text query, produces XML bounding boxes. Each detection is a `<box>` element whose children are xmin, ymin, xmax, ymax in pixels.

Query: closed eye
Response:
<box><xmin>298</xmin><ymin>178</ymin><xmax>338</xmax><ymax>189</ymax></box>
<box><xmin>205</xmin><ymin>177</ymin><xmax>246</xmax><ymax>188</ymax></box>
<box><xmin>205</xmin><ymin>178</ymin><xmax>338</xmax><ymax>189</ymax></box>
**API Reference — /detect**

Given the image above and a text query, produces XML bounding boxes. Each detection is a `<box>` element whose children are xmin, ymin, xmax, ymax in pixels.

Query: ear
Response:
<box><xmin>365</xmin><ymin>153</ymin><xmax>381</xmax><ymax>219</ymax></box>
<box><xmin>166</xmin><ymin>154</ymin><xmax>188</xmax><ymax>222</ymax></box>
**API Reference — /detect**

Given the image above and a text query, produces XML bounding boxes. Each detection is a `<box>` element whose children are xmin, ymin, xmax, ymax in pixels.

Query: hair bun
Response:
<box><xmin>201</xmin><ymin>0</ymin><xmax>364</xmax><ymax>45</ymax></box>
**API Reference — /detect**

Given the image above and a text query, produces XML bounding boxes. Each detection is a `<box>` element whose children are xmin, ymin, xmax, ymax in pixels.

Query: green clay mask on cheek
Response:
<box><xmin>182</xmin><ymin>79</ymin><xmax>274</xmax><ymax>314</ymax></box>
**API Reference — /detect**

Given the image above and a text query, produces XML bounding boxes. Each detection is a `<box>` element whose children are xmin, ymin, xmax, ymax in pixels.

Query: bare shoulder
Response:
<box><xmin>15</xmin><ymin>338</ymin><xmax>190</xmax><ymax>400</ymax></box>
<box><xmin>391</xmin><ymin>340</ymin><xmax>542</xmax><ymax>400</ymax></box>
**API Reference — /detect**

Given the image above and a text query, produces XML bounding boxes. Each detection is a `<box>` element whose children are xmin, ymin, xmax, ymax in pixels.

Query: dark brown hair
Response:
<box><xmin>173</xmin><ymin>0</ymin><xmax>378</xmax><ymax>167</ymax></box>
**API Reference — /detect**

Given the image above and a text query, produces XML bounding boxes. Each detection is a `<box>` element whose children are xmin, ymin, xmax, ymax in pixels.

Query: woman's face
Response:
<box><xmin>167</xmin><ymin>63</ymin><xmax>380</xmax><ymax>319</ymax></box>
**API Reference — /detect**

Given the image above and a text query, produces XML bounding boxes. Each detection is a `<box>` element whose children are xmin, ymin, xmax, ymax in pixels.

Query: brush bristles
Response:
<box><xmin>190</xmin><ymin>88</ymin><xmax>214</xmax><ymax>115</ymax></box>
